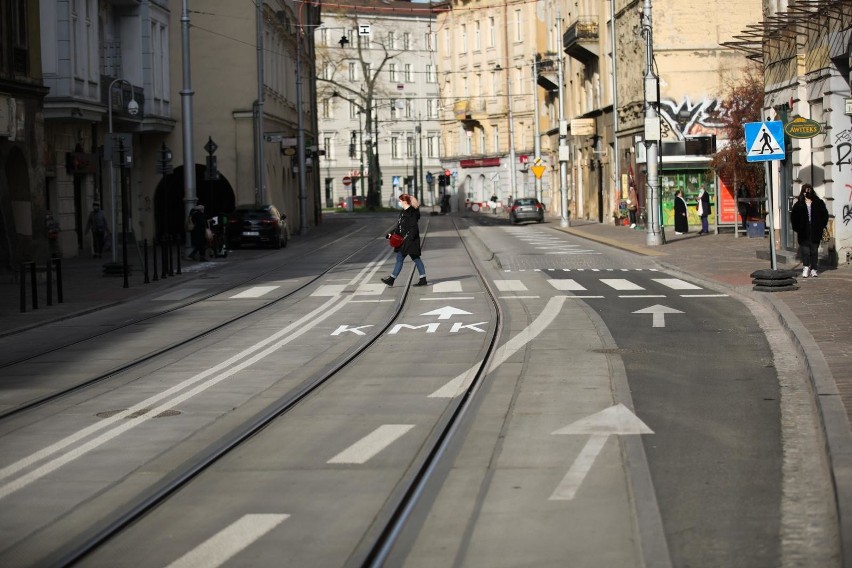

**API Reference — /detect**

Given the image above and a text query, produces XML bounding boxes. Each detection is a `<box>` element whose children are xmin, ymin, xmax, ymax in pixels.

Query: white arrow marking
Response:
<box><xmin>632</xmin><ymin>304</ymin><xmax>684</xmax><ymax>328</ymax></box>
<box><xmin>550</xmin><ymin>404</ymin><xmax>653</xmax><ymax>501</ymax></box>
<box><xmin>429</xmin><ymin>296</ymin><xmax>566</xmax><ymax>398</ymax></box>
<box><xmin>167</xmin><ymin>514</ymin><xmax>289</xmax><ymax>568</ymax></box>
<box><xmin>420</xmin><ymin>306</ymin><xmax>473</xmax><ymax>320</ymax></box>
<box><xmin>328</xmin><ymin>425</ymin><xmax>414</xmax><ymax>464</ymax></box>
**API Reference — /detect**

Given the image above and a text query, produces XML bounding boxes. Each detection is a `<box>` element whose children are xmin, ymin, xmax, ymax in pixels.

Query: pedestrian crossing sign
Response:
<box><xmin>744</xmin><ymin>121</ymin><xmax>785</xmax><ymax>162</ymax></box>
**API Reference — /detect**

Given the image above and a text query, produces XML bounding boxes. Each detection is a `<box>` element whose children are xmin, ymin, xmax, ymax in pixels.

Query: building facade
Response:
<box><xmin>315</xmin><ymin>0</ymin><xmax>442</xmax><ymax>209</ymax></box>
<box><xmin>729</xmin><ymin>0</ymin><xmax>852</xmax><ymax>264</ymax></box>
<box><xmin>1</xmin><ymin>0</ymin><xmax>49</xmax><ymax>271</ymax></box>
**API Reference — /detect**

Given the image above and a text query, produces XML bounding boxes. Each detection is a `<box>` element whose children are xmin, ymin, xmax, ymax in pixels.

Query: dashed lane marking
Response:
<box><xmin>230</xmin><ymin>286</ymin><xmax>280</xmax><ymax>299</ymax></box>
<box><xmin>327</xmin><ymin>425</ymin><xmax>415</xmax><ymax>464</ymax></box>
<box><xmin>493</xmin><ymin>280</ymin><xmax>528</xmax><ymax>292</ymax></box>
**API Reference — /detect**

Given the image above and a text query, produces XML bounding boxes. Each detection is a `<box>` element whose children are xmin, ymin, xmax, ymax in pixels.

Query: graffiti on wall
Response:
<box><xmin>835</xmin><ymin>128</ymin><xmax>852</xmax><ymax>172</ymax></box>
<box><xmin>659</xmin><ymin>97</ymin><xmax>725</xmax><ymax>140</ymax></box>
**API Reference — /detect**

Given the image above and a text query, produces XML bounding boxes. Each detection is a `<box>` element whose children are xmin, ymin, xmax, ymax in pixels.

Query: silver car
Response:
<box><xmin>509</xmin><ymin>197</ymin><xmax>545</xmax><ymax>224</ymax></box>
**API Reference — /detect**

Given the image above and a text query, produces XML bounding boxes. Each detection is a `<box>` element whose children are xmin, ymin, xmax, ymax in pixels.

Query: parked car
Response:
<box><xmin>509</xmin><ymin>197</ymin><xmax>545</xmax><ymax>224</ymax></box>
<box><xmin>338</xmin><ymin>195</ymin><xmax>366</xmax><ymax>208</ymax></box>
<box><xmin>226</xmin><ymin>204</ymin><xmax>289</xmax><ymax>249</ymax></box>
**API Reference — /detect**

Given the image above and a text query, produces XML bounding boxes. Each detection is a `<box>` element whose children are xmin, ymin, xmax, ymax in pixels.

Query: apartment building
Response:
<box><xmin>438</xmin><ymin>0</ymin><xmax>761</xmax><ymax>224</ymax></box>
<box><xmin>1</xmin><ymin>0</ymin><xmax>49</xmax><ymax>270</ymax></box>
<box><xmin>315</xmin><ymin>0</ymin><xmax>442</xmax><ymax>209</ymax></box>
<box><xmin>728</xmin><ymin>0</ymin><xmax>851</xmax><ymax>265</ymax></box>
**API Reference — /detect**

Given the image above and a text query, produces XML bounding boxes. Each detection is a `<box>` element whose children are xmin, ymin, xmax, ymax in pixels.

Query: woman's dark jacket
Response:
<box><xmin>190</xmin><ymin>209</ymin><xmax>207</xmax><ymax>246</ymax></box>
<box><xmin>392</xmin><ymin>207</ymin><xmax>422</xmax><ymax>257</ymax></box>
<box><xmin>790</xmin><ymin>196</ymin><xmax>829</xmax><ymax>245</ymax></box>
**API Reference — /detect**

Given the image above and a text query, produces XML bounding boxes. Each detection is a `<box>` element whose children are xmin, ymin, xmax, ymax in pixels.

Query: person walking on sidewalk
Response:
<box><xmin>187</xmin><ymin>204</ymin><xmax>209</xmax><ymax>261</ymax></box>
<box><xmin>696</xmin><ymin>186</ymin><xmax>712</xmax><ymax>234</ymax></box>
<box><xmin>674</xmin><ymin>190</ymin><xmax>689</xmax><ymax>235</ymax></box>
<box><xmin>626</xmin><ymin>184</ymin><xmax>638</xmax><ymax>228</ymax></box>
<box><xmin>790</xmin><ymin>183</ymin><xmax>829</xmax><ymax>278</ymax></box>
<box><xmin>85</xmin><ymin>202</ymin><xmax>108</xmax><ymax>258</ymax></box>
<box><xmin>381</xmin><ymin>194</ymin><xmax>427</xmax><ymax>287</ymax></box>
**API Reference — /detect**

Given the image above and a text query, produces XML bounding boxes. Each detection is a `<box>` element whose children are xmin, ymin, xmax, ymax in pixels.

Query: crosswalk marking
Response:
<box><xmin>154</xmin><ymin>288</ymin><xmax>206</xmax><ymax>301</ymax></box>
<box><xmin>601</xmin><ymin>279</ymin><xmax>645</xmax><ymax>291</ymax></box>
<box><xmin>230</xmin><ymin>286</ymin><xmax>279</xmax><ymax>299</ymax></box>
<box><xmin>433</xmin><ymin>281</ymin><xmax>463</xmax><ymax>293</ymax></box>
<box><xmin>652</xmin><ymin>278</ymin><xmax>701</xmax><ymax>290</ymax></box>
<box><xmin>547</xmin><ymin>279</ymin><xmax>587</xmax><ymax>291</ymax></box>
<box><xmin>494</xmin><ymin>280</ymin><xmax>528</xmax><ymax>292</ymax></box>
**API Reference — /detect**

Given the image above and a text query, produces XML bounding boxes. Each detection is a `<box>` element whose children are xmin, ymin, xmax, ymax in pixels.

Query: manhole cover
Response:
<box><xmin>96</xmin><ymin>409</ymin><xmax>181</xmax><ymax>419</ymax></box>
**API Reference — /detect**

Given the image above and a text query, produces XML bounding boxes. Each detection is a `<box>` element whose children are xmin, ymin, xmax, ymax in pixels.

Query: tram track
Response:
<box><xmin>10</xmin><ymin>215</ymin><xmax>502</xmax><ymax>568</ymax></box>
<box><xmin>0</xmin><ymin>225</ymin><xmax>384</xmax><ymax>421</ymax></box>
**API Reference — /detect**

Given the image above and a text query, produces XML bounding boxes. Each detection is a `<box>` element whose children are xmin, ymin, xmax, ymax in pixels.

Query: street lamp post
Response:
<box><xmin>106</xmin><ymin>78</ymin><xmax>139</xmax><ymax>263</ymax></box>
<box><xmin>496</xmin><ymin>64</ymin><xmax>518</xmax><ymax>202</ymax></box>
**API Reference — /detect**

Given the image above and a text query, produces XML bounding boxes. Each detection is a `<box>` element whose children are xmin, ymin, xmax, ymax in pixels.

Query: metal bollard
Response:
<box><xmin>53</xmin><ymin>258</ymin><xmax>63</xmax><ymax>304</ymax></box>
<box><xmin>143</xmin><ymin>239</ymin><xmax>150</xmax><ymax>284</ymax></box>
<box><xmin>46</xmin><ymin>258</ymin><xmax>53</xmax><ymax>306</ymax></box>
<box><xmin>152</xmin><ymin>239</ymin><xmax>159</xmax><ymax>281</ymax></box>
<box><xmin>175</xmin><ymin>240</ymin><xmax>182</xmax><ymax>275</ymax></box>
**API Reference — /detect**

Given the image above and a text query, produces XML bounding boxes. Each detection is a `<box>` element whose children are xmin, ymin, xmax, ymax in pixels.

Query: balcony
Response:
<box><xmin>453</xmin><ymin>98</ymin><xmax>487</xmax><ymax>122</ymax></box>
<box><xmin>563</xmin><ymin>16</ymin><xmax>599</xmax><ymax>64</ymax></box>
<box><xmin>535</xmin><ymin>53</ymin><xmax>559</xmax><ymax>92</ymax></box>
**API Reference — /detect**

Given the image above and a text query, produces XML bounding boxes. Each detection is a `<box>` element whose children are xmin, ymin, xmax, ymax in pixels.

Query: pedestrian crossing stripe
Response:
<box><xmin>745</xmin><ymin>121</ymin><xmax>785</xmax><ymax>162</ymax></box>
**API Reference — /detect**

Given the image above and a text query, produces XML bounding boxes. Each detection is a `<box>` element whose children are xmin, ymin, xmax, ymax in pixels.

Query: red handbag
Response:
<box><xmin>389</xmin><ymin>233</ymin><xmax>404</xmax><ymax>248</ymax></box>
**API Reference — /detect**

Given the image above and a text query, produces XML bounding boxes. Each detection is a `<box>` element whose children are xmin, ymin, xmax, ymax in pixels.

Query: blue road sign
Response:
<box><xmin>745</xmin><ymin>121</ymin><xmax>785</xmax><ymax>162</ymax></box>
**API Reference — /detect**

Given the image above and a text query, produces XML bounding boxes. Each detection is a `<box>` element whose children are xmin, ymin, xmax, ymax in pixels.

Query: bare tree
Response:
<box><xmin>316</xmin><ymin>11</ymin><xmax>407</xmax><ymax>208</ymax></box>
<box><xmin>710</xmin><ymin>62</ymin><xmax>766</xmax><ymax>197</ymax></box>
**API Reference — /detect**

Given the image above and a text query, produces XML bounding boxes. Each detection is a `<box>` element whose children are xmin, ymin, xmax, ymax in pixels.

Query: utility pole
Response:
<box><xmin>255</xmin><ymin>0</ymin><xmax>266</xmax><ymax>205</ymax></box>
<box><xmin>610</xmin><ymin>0</ymin><xmax>620</xmax><ymax>218</ymax></box>
<box><xmin>642</xmin><ymin>0</ymin><xmax>663</xmax><ymax>246</ymax></box>
<box><xmin>556</xmin><ymin>12</ymin><xmax>569</xmax><ymax>227</ymax></box>
<box><xmin>532</xmin><ymin>56</ymin><xmax>542</xmax><ymax>203</ymax></box>
<box><xmin>180</xmin><ymin>0</ymin><xmax>197</xmax><ymax>247</ymax></box>
<box><xmin>296</xmin><ymin>22</ymin><xmax>308</xmax><ymax>235</ymax></box>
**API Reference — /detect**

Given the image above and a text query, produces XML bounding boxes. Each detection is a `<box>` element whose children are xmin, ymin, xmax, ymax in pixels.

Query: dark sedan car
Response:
<box><xmin>509</xmin><ymin>197</ymin><xmax>545</xmax><ymax>224</ymax></box>
<box><xmin>226</xmin><ymin>204</ymin><xmax>289</xmax><ymax>249</ymax></box>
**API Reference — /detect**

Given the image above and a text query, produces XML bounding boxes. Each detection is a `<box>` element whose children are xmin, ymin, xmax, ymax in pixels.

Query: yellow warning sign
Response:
<box><xmin>531</xmin><ymin>165</ymin><xmax>546</xmax><ymax>179</ymax></box>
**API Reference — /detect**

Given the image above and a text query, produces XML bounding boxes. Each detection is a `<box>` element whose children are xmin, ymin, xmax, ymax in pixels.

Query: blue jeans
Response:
<box><xmin>700</xmin><ymin>215</ymin><xmax>709</xmax><ymax>233</ymax></box>
<box><xmin>391</xmin><ymin>251</ymin><xmax>426</xmax><ymax>278</ymax></box>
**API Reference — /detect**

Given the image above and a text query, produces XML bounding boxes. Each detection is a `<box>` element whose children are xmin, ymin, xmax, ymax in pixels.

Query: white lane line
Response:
<box><xmin>619</xmin><ymin>295</ymin><xmax>666</xmax><ymax>299</ymax></box>
<box><xmin>601</xmin><ymin>279</ymin><xmax>644</xmax><ymax>291</ymax></box>
<box><xmin>167</xmin><ymin>514</ymin><xmax>289</xmax><ymax>568</ymax></box>
<box><xmin>560</xmin><ymin>295</ymin><xmax>605</xmax><ymax>299</ymax></box>
<box><xmin>433</xmin><ymin>281</ymin><xmax>463</xmax><ymax>293</ymax></box>
<box><xmin>327</xmin><ymin>425</ymin><xmax>415</xmax><ymax>464</ymax></box>
<box><xmin>493</xmin><ymin>280</ymin><xmax>528</xmax><ymax>292</ymax></box>
<box><xmin>547</xmin><ymin>279</ymin><xmax>587</xmax><ymax>291</ymax></box>
<box><xmin>652</xmin><ymin>278</ymin><xmax>701</xmax><ymax>290</ymax></box>
<box><xmin>154</xmin><ymin>288</ymin><xmax>206</xmax><ymax>301</ymax></box>
<box><xmin>499</xmin><ymin>296</ymin><xmax>540</xmax><ymax>299</ymax></box>
<box><xmin>681</xmin><ymin>294</ymin><xmax>728</xmax><ymax>298</ymax></box>
<box><xmin>230</xmin><ymin>286</ymin><xmax>280</xmax><ymax>299</ymax></box>
<box><xmin>420</xmin><ymin>296</ymin><xmax>475</xmax><ymax>301</ymax></box>
<box><xmin>351</xmin><ymin>299</ymin><xmax>395</xmax><ymax>303</ymax></box>
<box><xmin>0</xmin><ymin>251</ymin><xmax>394</xmax><ymax>499</ymax></box>
<box><xmin>429</xmin><ymin>295</ymin><xmax>566</xmax><ymax>398</ymax></box>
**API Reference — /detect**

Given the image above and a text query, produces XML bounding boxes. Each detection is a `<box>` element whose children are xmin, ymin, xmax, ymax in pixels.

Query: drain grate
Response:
<box><xmin>96</xmin><ymin>409</ymin><xmax>181</xmax><ymax>419</ymax></box>
<box><xmin>590</xmin><ymin>347</ymin><xmax>648</xmax><ymax>355</ymax></box>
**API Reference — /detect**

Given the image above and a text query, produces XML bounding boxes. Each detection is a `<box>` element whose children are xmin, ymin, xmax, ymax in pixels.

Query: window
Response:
<box><xmin>388</xmin><ymin>31</ymin><xmax>395</xmax><ymax>49</ymax></box>
<box><xmin>390</xmin><ymin>99</ymin><xmax>399</xmax><ymax>119</ymax></box>
<box><xmin>460</xmin><ymin>24</ymin><xmax>467</xmax><ymax>53</ymax></box>
<box><xmin>488</xmin><ymin>17</ymin><xmax>496</xmax><ymax>47</ymax></box>
<box><xmin>406</xmin><ymin>136</ymin><xmax>415</xmax><ymax>158</ymax></box>
<box><xmin>426</xmin><ymin>65</ymin><xmax>437</xmax><ymax>83</ymax></box>
<box><xmin>349</xmin><ymin>62</ymin><xmax>358</xmax><ymax>80</ymax></box>
<box><xmin>389</xmin><ymin>63</ymin><xmax>397</xmax><ymax>82</ymax></box>
<box><xmin>444</xmin><ymin>29</ymin><xmax>451</xmax><ymax>52</ymax></box>
<box><xmin>405</xmin><ymin>99</ymin><xmax>414</xmax><ymax>118</ymax></box>
<box><xmin>322</xmin><ymin>99</ymin><xmax>332</xmax><ymax>118</ymax></box>
<box><xmin>350</xmin><ymin>101</ymin><xmax>358</xmax><ymax>118</ymax></box>
<box><xmin>493</xmin><ymin>127</ymin><xmax>500</xmax><ymax>152</ymax></box>
<box><xmin>515</xmin><ymin>9</ymin><xmax>522</xmax><ymax>41</ymax></box>
<box><xmin>323</xmin><ymin>136</ymin><xmax>333</xmax><ymax>160</ymax></box>
<box><xmin>474</xmin><ymin>21</ymin><xmax>481</xmax><ymax>51</ymax></box>
<box><xmin>391</xmin><ymin>136</ymin><xmax>400</xmax><ymax>158</ymax></box>
<box><xmin>403</xmin><ymin>32</ymin><xmax>411</xmax><ymax>50</ymax></box>
<box><xmin>479</xmin><ymin>129</ymin><xmax>486</xmax><ymax>153</ymax></box>
<box><xmin>426</xmin><ymin>31</ymin><xmax>435</xmax><ymax>51</ymax></box>
<box><xmin>491</xmin><ymin>71</ymin><xmax>498</xmax><ymax>97</ymax></box>
<box><xmin>405</xmin><ymin>64</ymin><xmax>413</xmax><ymax>82</ymax></box>
<box><xmin>426</xmin><ymin>98</ymin><xmax>438</xmax><ymax>119</ymax></box>
<box><xmin>427</xmin><ymin>135</ymin><xmax>438</xmax><ymax>158</ymax></box>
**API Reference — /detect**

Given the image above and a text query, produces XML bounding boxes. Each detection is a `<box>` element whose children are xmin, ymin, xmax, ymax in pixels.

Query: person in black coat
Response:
<box><xmin>696</xmin><ymin>186</ymin><xmax>712</xmax><ymax>234</ymax></box>
<box><xmin>673</xmin><ymin>190</ymin><xmax>689</xmax><ymax>235</ymax></box>
<box><xmin>188</xmin><ymin>204</ymin><xmax>209</xmax><ymax>261</ymax></box>
<box><xmin>790</xmin><ymin>183</ymin><xmax>829</xmax><ymax>278</ymax></box>
<box><xmin>381</xmin><ymin>193</ymin><xmax>427</xmax><ymax>287</ymax></box>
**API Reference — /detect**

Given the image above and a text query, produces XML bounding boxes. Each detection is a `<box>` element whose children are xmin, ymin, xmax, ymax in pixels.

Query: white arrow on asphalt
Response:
<box><xmin>632</xmin><ymin>304</ymin><xmax>684</xmax><ymax>328</ymax></box>
<box><xmin>550</xmin><ymin>404</ymin><xmax>653</xmax><ymax>501</ymax></box>
<box><xmin>420</xmin><ymin>306</ymin><xmax>473</xmax><ymax>320</ymax></box>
